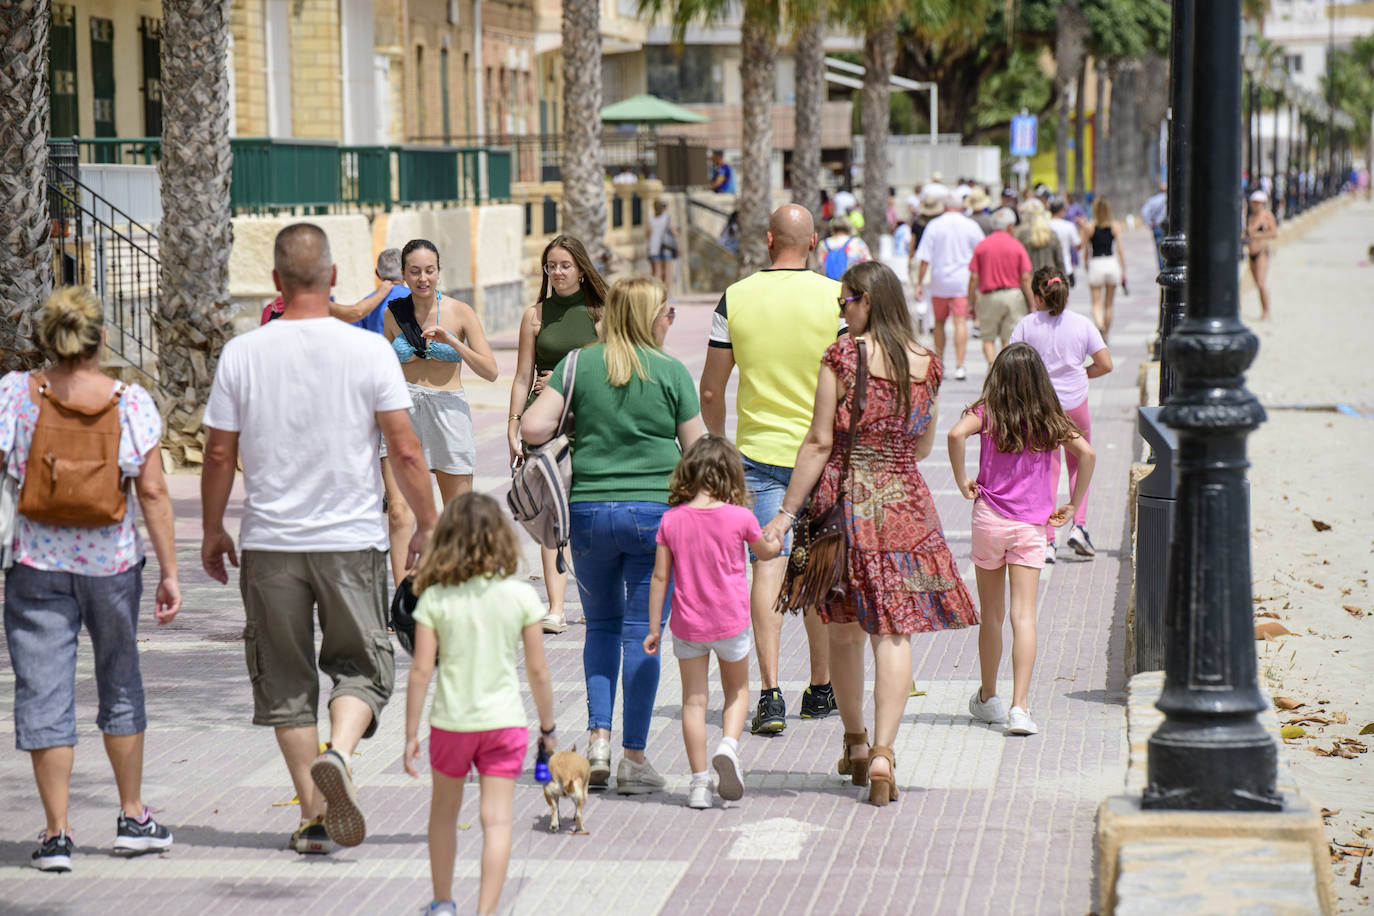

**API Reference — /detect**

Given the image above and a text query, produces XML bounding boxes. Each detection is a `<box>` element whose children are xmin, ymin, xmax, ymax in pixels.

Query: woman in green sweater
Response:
<box><xmin>508</xmin><ymin>236</ymin><xmax>608</xmax><ymax>634</ymax></box>
<box><xmin>522</xmin><ymin>276</ymin><xmax>702</xmax><ymax>795</ymax></box>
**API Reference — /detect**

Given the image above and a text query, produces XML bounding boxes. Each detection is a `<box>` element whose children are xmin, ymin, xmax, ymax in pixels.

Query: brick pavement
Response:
<box><xmin>0</xmin><ymin>229</ymin><xmax>1163</xmax><ymax>915</ymax></box>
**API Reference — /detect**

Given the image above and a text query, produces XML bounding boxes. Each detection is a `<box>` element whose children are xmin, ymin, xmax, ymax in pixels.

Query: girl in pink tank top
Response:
<box><xmin>946</xmin><ymin>343</ymin><xmax>1095</xmax><ymax>737</ymax></box>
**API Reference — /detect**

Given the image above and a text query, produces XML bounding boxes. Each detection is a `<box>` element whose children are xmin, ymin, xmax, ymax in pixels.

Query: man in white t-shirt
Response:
<box><xmin>201</xmin><ymin>224</ymin><xmax>438</xmax><ymax>857</ymax></box>
<box><xmin>911</xmin><ymin>191</ymin><xmax>986</xmax><ymax>380</ymax></box>
<box><xmin>1048</xmin><ymin>197</ymin><xmax>1080</xmax><ymax>286</ymax></box>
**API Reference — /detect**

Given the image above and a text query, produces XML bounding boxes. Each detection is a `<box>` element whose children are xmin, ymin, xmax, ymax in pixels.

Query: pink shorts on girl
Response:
<box><xmin>429</xmin><ymin>726</ymin><xmax>529</xmax><ymax>779</ymax></box>
<box><xmin>971</xmin><ymin>499</ymin><xmax>1047</xmax><ymax>570</ymax></box>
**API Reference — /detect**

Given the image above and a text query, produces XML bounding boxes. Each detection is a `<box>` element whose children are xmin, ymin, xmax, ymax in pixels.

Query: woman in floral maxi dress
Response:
<box><xmin>763</xmin><ymin>261</ymin><xmax>977</xmax><ymax>807</ymax></box>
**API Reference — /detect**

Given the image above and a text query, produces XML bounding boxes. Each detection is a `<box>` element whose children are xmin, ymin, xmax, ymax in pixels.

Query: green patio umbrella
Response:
<box><xmin>600</xmin><ymin>94</ymin><xmax>709</xmax><ymax>125</ymax></box>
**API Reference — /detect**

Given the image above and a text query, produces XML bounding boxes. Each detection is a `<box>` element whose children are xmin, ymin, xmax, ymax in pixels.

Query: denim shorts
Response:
<box><xmin>743</xmin><ymin>456</ymin><xmax>793</xmax><ymax>560</ymax></box>
<box><xmin>4</xmin><ymin>560</ymin><xmax>146</xmax><ymax>750</ymax></box>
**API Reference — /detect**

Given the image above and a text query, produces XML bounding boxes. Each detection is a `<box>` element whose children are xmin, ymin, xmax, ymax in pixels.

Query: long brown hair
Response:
<box><xmin>537</xmin><ymin>235</ymin><xmax>608</xmax><ymax>316</ymax></box>
<box><xmin>668</xmin><ymin>436</ymin><xmax>749</xmax><ymax>507</ymax></box>
<box><xmin>966</xmin><ymin>342</ymin><xmax>1079</xmax><ymax>454</ymax></box>
<box><xmin>841</xmin><ymin>260</ymin><xmax>927</xmax><ymax>419</ymax></box>
<box><xmin>412</xmin><ymin>493</ymin><xmax>521</xmax><ymax>593</ymax></box>
<box><xmin>1032</xmin><ymin>266</ymin><xmax>1069</xmax><ymax>316</ymax></box>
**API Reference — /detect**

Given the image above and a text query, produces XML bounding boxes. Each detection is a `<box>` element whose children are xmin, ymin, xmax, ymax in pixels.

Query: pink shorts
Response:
<box><xmin>429</xmin><ymin>726</ymin><xmax>529</xmax><ymax>779</ymax></box>
<box><xmin>971</xmin><ymin>499</ymin><xmax>1047</xmax><ymax>570</ymax></box>
<box><xmin>931</xmin><ymin>296</ymin><xmax>969</xmax><ymax>323</ymax></box>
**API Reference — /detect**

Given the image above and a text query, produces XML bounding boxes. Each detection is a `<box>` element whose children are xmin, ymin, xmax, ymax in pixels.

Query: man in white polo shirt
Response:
<box><xmin>911</xmin><ymin>190</ymin><xmax>985</xmax><ymax>380</ymax></box>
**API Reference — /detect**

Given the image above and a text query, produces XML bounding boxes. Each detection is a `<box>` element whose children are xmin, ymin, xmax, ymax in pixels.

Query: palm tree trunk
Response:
<box><xmin>0</xmin><ymin>0</ymin><xmax>52</xmax><ymax>371</ymax></box>
<box><xmin>1054</xmin><ymin>0</ymin><xmax>1087</xmax><ymax>194</ymax></box>
<box><xmin>860</xmin><ymin>13</ymin><xmax>896</xmax><ymax>253</ymax></box>
<box><xmin>158</xmin><ymin>0</ymin><xmax>234</xmax><ymax>464</ymax></box>
<box><xmin>1074</xmin><ymin>60</ymin><xmax>1087</xmax><ymax>195</ymax></box>
<box><xmin>1093</xmin><ymin>60</ymin><xmax>1109</xmax><ymax>198</ymax></box>
<box><xmin>791</xmin><ymin>10</ymin><xmax>825</xmax><ymax>218</ymax></box>
<box><xmin>561</xmin><ymin>0</ymin><xmax>608</xmax><ymax>263</ymax></box>
<box><xmin>737</xmin><ymin>9</ymin><xmax>776</xmax><ymax>275</ymax></box>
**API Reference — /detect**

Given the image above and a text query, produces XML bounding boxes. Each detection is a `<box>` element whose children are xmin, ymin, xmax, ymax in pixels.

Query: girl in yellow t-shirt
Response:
<box><xmin>403</xmin><ymin>493</ymin><xmax>557</xmax><ymax>916</ymax></box>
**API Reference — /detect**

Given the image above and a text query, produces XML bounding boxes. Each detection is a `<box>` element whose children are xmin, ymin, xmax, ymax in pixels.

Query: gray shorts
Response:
<box><xmin>4</xmin><ymin>561</ymin><xmax>146</xmax><ymax>750</ymax></box>
<box><xmin>239</xmin><ymin>549</ymin><xmax>393</xmax><ymax>738</ymax></box>
<box><xmin>380</xmin><ymin>384</ymin><xmax>476</xmax><ymax>475</ymax></box>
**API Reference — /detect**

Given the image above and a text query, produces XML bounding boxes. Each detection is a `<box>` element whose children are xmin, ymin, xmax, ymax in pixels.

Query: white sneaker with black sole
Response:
<box><xmin>1066</xmin><ymin>525</ymin><xmax>1095</xmax><ymax>557</ymax></box>
<box><xmin>968</xmin><ymin>688</ymin><xmax>1007</xmax><ymax>724</ymax></box>
<box><xmin>114</xmin><ymin>807</ymin><xmax>173</xmax><ymax>855</ymax></box>
<box><xmin>954</xmin><ymin>366</ymin><xmax>967</xmax><ymax>381</ymax></box>
<box><xmin>1044</xmin><ymin>541</ymin><xmax>1056</xmax><ymax>564</ymax></box>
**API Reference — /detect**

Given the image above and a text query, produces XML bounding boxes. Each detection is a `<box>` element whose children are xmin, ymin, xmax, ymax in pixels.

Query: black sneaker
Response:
<box><xmin>114</xmin><ymin>808</ymin><xmax>173</xmax><ymax>855</ymax></box>
<box><xmin>799</xmin><ymin>683</ymin><xmax>836</xmax><ymax>719</ymax></box>
<box><xmin>290</xmin><ymin>816</ymin><xmax>333</xmax><ymax>855</ymax></box>
<box><xmin>750</xmin><ymin>690</ymin><xmax>786</xmax><ymax>734</ymax></box>
<box><xmin>32</xmin><ymin>830</ymin><xmax>73</xmax><ymax>872</ymax></box>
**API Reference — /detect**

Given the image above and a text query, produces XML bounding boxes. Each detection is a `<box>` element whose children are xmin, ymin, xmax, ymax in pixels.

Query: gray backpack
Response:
<box><xmin>507</xmin><ymin>350</ymin><xmax>579</xmax><ymax>573</ymax></box>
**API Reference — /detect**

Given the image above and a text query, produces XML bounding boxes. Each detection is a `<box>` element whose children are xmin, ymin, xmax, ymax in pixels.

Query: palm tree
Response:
<box><xmin>157</xmin><ymin>0</ymin><xmax>234</xmax><ymax>463</ymax></box>
<box><xmin>858</xmin><ymin>7</ymin><xmax>897</xmax><ymax>252</ymax></box>
<box><xmin>0</xmin><ymin>0</ymin><xmax>52</xmax><ymax>372</ymax></box>
<box><xmin>1054</xmin><ymin>0</ymin><xmax>1089</xmax><ymax>194</ymax></box>
<box><xmin>561</xmin><ymin>0</ymin><xmax>609</xmax><ymax>262</ymax></box>
<box><xmin>643</xmin><ymin>0</ymin><xmax>780</xmax><ymax>274</ymax></box>
<box><xmin>791</xmin><ymin>4</ymin><xmax>826</xmax><ymax>218</ymax></box>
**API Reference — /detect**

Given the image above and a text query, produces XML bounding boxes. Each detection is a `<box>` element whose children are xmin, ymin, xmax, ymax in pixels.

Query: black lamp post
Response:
<box><xmin>1270</xmin><ymin>64</ymin><xmax>1284</xmax><ymax>218</ymax></box>
<box><xmin>1243</xmin><ymin>36</ymin><xmax>1258</xmax><ymax>191</ymax></box>
<box><xmin>1142</xmin><ymin>0</ymin><xmax>1281</xmax><ymax>813</ymax></box>
<box><xmin>1157</xmin><ymin>0</ymin><xmax>1191</xmax><ymax>403</ymax></box>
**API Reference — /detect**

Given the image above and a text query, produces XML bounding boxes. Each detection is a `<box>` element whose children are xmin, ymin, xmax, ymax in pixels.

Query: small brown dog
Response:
<box><xmin>543</xmin><ymin>746</ymin><xmax>591</xmax><ymax>834</ymax></box>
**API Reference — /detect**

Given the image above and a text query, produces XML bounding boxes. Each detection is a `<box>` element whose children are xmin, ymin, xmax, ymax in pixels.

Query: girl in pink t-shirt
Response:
<box><xmin>644</xmin><ymin>437</ymin><xmax>780</xmax><ymax>809</ymax></box>
<box><xmin>947</xmin><ymin>343</ymin><xmax>1095</xmax><ymax>738</ymax></box>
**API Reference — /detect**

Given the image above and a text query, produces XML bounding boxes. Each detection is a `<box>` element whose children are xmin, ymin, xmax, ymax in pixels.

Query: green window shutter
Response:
<box><xmin>140</xmin><ymin>17</ymin><xmax>162</xmax><ymax>137</ymax></box>
<box><xmin>90</xmin><ymin>16</ymin><xmax>115</xmax><ymax>160</ymax></box>
<box><xmin>49</xmin><ymin>4</ymin><xmax>78</xmax><ymax>139</ymax></box>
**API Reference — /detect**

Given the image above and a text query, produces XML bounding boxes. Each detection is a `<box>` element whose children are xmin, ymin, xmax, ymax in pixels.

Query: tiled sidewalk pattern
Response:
<box><xmin>0</xmin><ymin>229</ymin><xmax>1164</xmax><ymax>914</ymax></box>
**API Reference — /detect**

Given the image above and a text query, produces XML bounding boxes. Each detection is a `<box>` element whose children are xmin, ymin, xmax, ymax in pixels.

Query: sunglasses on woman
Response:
<box><xmin>837</xmin><ymin>293</ymin><xmax>863</xmax><ymax>310</ymax></box>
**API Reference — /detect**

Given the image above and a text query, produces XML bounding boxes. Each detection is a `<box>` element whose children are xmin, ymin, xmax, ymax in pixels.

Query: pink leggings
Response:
<box><xmin>1047</xmin><ymin>398</ymin><xmax>1092</xmax><ymax>539</ymax></box>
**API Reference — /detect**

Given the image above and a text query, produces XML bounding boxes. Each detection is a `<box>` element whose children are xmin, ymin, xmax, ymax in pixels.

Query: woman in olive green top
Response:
<box><xmin>508</xmin><ymin>236</ymin><xmax>607</xmax><ymax>634</ymax></box>
<box><xmin>522</xmin><ymin>276</ymin><xmax>702</xmax><ymax>795</ymax></box>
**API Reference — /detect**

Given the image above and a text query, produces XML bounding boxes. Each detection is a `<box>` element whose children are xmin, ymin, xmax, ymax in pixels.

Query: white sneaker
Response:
<box><xmin>711</xmin><ymin>743</ymin><xmax>745</xmax><ymax>801</ymax></box>
<box><xmin>587</xmin><ymin>738</ymin><xmax>611</xmax><ymax>789</ymax></box>
<box><xmin>968</xmin><ymin>688</ymin><xmax>1007</xmax><ymax>724</ymax></box>
<box><xmin>1006</xmin><ymin>707</ymin><xmax>1039</xmax><ymax>736</ymax></box>
<box><xmin>686</xmin><ymin>776</ymin><xmax>712</xmax><ymax>809</ymax></box>
<box><xmin>1066</xmin><ymin>525</ymin><xmax>1095</xmax><ymax>557</ymax></box>
<box><xmin>954</xmin><ymin>365</ymin><xmax>967</xmax><ymax>381</ymax></box>
<box><xmin>541</xmin><ymin>612</ymin><xmax>568</xmax><ymax>634</ymax></box>
<box><xmin>1044</xmin><ymin>541</ymin><xmax>1057</xmax><ymax>565</ymax></box>
<box><xmin>615</xmin><ymin>758</ymin><xmax>666</xmax><ymax>795</ymax></box>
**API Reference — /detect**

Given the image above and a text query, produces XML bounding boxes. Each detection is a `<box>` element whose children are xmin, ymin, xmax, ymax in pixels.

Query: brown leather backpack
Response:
<box><xmin>17</xmin><ymin>373</ymin><xmax>129</xmax><ymax>528</ymax></box>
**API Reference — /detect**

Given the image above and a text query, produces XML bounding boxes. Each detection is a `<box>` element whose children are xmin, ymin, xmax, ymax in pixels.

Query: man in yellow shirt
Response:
<box><xmin>699</xmin><ymin>204</ymin><xmax>844</xmax><ymax>734</ymax></box>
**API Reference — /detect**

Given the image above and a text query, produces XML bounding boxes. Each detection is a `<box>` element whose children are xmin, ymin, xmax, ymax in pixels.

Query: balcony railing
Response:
<box><xmin>50</xmin><ymin>137</ymin><xmax>514</xmax><ymax>213</ymax></box>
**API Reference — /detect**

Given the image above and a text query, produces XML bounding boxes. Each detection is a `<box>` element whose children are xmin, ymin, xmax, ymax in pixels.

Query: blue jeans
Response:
<box><xmin>743</xmin><ymin>456</ymin><xmax>794</xmax><ymax>561</ymax></box>
<box><xmin>4</xmin><ymin>561</ymin><xmax>146</xmax><ymax>750</ymax></box>
<box><xmin>569</xmin><ymin>501</ymin><xmax>670</xmax><ymax>751</ymax></box>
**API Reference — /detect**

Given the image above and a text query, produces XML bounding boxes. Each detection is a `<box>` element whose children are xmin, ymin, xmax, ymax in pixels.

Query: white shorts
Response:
<box><xmin>673</xmin><ymin>626</ymin><xmax>753</xmax><ymax>663</ymax></box>
<box><xmin>1087</xmin><ymin>255</ymin><xmax>1122</xmax><ymax>288</ymax></box>
<box><xmin>379</xmin><ymin>384</ymin><xmax>476</xmax><ymax>475</ymax></box>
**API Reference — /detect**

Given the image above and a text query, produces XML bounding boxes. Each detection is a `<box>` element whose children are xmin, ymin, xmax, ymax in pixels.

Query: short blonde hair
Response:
<box><xmin>412</xmin><ymin>493</ymin><xmax>521</xmax><ymax>594</ymax></box>
<box><xmin>599</xmin><ymin>275</ymin><xmax>668</xmax><ymax>387</ymax></box>
<box><xmin>37</xmin><ymin>286</ymin><xmax>103</xmax><ymax>363</ymax></box>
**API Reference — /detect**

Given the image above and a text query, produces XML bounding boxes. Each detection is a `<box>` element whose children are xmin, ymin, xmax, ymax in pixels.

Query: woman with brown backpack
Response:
<box><xmin>0</xmin><ymin>287</ymin><xmax>181</xmax><ymax>872</ymax></box>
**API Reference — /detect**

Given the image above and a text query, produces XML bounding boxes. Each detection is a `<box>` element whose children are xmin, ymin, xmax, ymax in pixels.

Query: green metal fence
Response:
<box><xmin>56</xmin><ymin>137</ymin><xmax>514</xmax><ymax>213</ymax></box>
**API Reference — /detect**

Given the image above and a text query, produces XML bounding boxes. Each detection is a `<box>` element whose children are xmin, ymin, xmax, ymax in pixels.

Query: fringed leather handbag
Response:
<box><xmin>776</xmin><ymin>338</ymin><xmax>868</xmax><ymax>613</ymax></box>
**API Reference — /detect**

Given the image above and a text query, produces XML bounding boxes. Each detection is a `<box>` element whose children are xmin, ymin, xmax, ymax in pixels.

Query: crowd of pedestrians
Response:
<box><xmin>5</xmin><ymin>201</ymin><xmax>1114</xmax><ymax>915</ymax></box>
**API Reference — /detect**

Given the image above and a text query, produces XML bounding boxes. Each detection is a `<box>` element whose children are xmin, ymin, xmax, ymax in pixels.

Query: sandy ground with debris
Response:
<box><xmin>1244</xmin><ymin>198</ymin><xmax>1374</xmax><ymax>911</ymax></box>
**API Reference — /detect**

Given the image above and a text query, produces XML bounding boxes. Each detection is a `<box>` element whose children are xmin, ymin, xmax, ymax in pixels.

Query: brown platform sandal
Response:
<box><xmin>837</xmin><ymin>730</ymin><xmax>869</xmax><ymax>786</ymax></box>
<box><xmin>866</xmin><ymin>745</ymin><xmax>897</xmax><ymax>806</ymax></box>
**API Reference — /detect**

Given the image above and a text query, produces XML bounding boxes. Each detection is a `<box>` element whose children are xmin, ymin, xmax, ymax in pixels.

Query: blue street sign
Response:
<box><xmin>1010</xmin><ymin>115</ymin><xmax>1038</xmax><ymax>158</ymax></box>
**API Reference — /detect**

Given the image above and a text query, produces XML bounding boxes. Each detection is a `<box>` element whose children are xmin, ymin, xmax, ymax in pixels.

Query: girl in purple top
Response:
<box><xmin>644</xmin><ymin>437</ymin><xmax>780</xmax><ymax>810</ymax></box>
<box><xmin>1009</xmin><ymin>267</ymin><xmax>1113</xmax><ymax>562</ymax></box>
<box><xmin>947</xmin><ymin>343</ymin><xmax>1095</xmax><ymax>737</ymax></box>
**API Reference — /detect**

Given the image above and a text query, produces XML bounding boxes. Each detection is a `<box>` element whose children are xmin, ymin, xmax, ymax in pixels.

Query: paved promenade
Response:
<box><xmin>0</xmin><ymin>229</ymin><xmax>1164</xmax><ymax>915</ymax></box>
